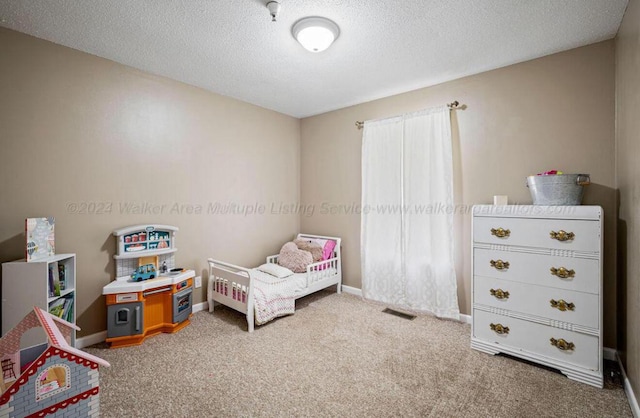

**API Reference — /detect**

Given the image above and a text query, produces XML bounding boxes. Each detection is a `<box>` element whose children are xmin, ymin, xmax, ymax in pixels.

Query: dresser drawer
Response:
<box><xmin>474</xmin><ymin>248</ymin><xmax>599</xmax><ymax>294</ymax></box>
<box><xmin>474</xmin><ymin>276</ymin><xmax>599</xmax><ymax>328</ymax></box>
<box><xmin>473</xmin><ymin>309</ymin><xmax>599</xmax><ymax>371</ymax></box>
<box><xmin>473</xmin><ymin>217</ymin><xmax>601</xmax><ymax>252</ymax></box>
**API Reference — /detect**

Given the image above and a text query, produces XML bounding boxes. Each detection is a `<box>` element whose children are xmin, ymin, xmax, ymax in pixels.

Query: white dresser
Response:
<box><xmin>471</xmin><ymin>205</ymin><xmax>603</xmax><ymax>388</ymax></box>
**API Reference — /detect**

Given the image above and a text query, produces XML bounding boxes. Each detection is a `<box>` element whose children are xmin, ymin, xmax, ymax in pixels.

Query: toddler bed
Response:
<box><xmin>207</xmin><ymin>234</ymin><xmax>342</xmax><ymax>332</ymax></box>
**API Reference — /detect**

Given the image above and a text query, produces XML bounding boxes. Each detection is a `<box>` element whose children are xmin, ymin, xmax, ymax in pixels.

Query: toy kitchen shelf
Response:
<box><xmin>104</xmin><ymin>224</ymin><xmax>193</xmax><ymax>348</ymax></box>
<box><xmin>113</xmin><ymin>224</ymin><xmax>178</xmax><ymax>260</ymax></box>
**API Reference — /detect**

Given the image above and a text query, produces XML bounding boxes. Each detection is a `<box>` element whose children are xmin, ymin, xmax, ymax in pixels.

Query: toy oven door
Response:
<box><xmin>173</xmin><ymin>286</ymin><xmax>192</xmax><ymax>323</ymax></box>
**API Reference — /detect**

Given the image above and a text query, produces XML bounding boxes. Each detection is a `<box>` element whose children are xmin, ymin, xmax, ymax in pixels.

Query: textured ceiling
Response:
<box><xmin>0</xmin><ymin>0</ymin><xmax>629</xmax><ymax>118</ymax></box>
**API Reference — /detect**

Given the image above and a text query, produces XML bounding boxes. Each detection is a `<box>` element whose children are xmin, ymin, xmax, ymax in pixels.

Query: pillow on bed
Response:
<box><xmin>278</xmin><ymin>242</ymin><xmax>313</xmax><ymax>273</ymax></box>
<box><xmin>256</xmin><ymin>263</ymin><xmax>294</xmax><ymax>278</ymax></box>
<box><xmin>298</xmin><ymin>237</ymin><xmax>337</xmax><ymax>260</ymax></box>
<box><xmin>321</xmin><ymin>240</ymin><xmax>337</xmax><ymax>260</ymax></box>
<box><xmin>293</xmin><ymin>238</ymin><xmax>323</xmax><ymax>262</ymax></box>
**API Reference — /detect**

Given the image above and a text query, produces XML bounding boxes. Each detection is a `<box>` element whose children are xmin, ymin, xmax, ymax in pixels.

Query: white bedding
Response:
<box><xmin>252</xmin><ymin>270</ymin><xmax>307</xmax><ymax>325</ymax></box>
<box><xmin>252</xmin><ymin>268</ymin><xmax>337</xmax><ymax>325</ymax></box>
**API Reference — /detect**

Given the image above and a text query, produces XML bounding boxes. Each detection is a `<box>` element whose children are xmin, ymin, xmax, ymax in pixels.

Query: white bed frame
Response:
<box><xmin>207</xmin><ymin>234</ymin><xmax>342</xmax><ymax>332</ymax></box>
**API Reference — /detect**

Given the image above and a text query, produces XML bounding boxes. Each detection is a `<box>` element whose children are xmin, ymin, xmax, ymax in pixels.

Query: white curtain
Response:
<box><xmin>361</xmin><ymin>106</ymin><xmax>459</xmax><ymax>320</ymax></box>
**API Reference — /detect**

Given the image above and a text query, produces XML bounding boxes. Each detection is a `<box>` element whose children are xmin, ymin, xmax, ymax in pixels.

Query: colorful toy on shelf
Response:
<box><xmin>0</xmin><ymin>307</ymin><xmax>109</xmax><ymax>417</ymax></box>
<box><xmin>114</xmin><ymin>225</ymin><xmax>177</xmax><ymax>259</ymax></box>
<box><xmin>131</xmin><ymin>263</ymin><xmax>157</xmax><ymax>282</ymax></box>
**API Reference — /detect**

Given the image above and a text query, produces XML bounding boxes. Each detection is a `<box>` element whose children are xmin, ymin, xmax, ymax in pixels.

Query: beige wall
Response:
<box><xmin>0</xmin><ymin>28</ymin><xmax>301</xmax><ymax>337</ymax></box>
<box><xmin>615</xmin><ymin>0</ymin><xmax>640</xmax><ymax>398</ymax></box>
<box><xmin>0</xmin><ymin>26</ymin><xmax>621</xmax><ymax>352</ymax></box>
<box><xmin>300</xmin><ymin>41</ymin><xmax>617</xmax><ymax>347</ymax></box>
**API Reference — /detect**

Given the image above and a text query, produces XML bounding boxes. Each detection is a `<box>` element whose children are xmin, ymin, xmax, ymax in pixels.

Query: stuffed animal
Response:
<box><xmin>278</xmin><ymin>242</ymin><xmax>313</xmax><ymax>273</ymax></box>
<box><xmin>293</xmin><ymin>238</ymin><xmax>323</xmax><ymax>262</ymax></box>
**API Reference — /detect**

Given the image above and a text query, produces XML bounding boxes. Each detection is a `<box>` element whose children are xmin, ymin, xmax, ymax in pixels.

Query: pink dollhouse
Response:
<box><xmin>0</xmin><ymin>307</ymin><xmax>109</xmax><ymax>417</ymax></box>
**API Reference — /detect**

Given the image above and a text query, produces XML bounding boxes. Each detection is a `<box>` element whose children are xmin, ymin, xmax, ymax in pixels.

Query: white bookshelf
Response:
<box><xmin>2</xmin><ymin>253</ymin><xmax>76</xmax><ymax>348</ymax></box>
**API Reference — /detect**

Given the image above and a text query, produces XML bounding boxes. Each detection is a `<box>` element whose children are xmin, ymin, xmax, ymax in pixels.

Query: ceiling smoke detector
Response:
<box><xmin>292</xmin><ymin>17</ymin><xmax>340</xmax><ymax>53</ymax></box>
<box><xmin>266</xmin><ymin>1</ymin><xmax>281</xmax><ymax>22</ymax></box>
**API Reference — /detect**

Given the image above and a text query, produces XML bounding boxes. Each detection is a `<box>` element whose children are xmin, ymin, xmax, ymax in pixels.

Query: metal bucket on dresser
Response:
<box><xmin>526</xmin><ymin>174</ymin><xmax>590</xmax><ymax>205</ymax></box>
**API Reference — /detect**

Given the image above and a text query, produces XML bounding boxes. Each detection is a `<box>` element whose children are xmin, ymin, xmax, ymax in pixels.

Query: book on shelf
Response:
<box><xmin>48</xmin><ymin>297</ymin><xmax>65</xmax><ymax>317</ymax></box>
<box><xmin>48</xmin><ymin>266</ymin><xmax>55</xmax><ymax>297</ymax></box>
<box><xmin>63</xmin><ymin>297</ymin><xmax>73</xmax><ymax>322</ymax></box>
<box><xmin>48</xmin><ymin>294</ymin><xmax>73</xmax><ymax>321</ymax></box>
<box><xmin>58</xmin><ymin>263</ymin><xmax>66</xmax><ymax>291</ymax></box>
<box><xmin>47</xmin><ymin>263</ymin><xmax>61</xmax><ymax>297</ymax></box>
<box><xmin>49</xmin><ymin>262</ymin><xmax>60</xmax><ymax>296</ymax></box>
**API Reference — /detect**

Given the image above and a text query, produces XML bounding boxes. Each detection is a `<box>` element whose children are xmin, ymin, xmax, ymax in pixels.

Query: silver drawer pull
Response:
<box><xmin>490</xmin><ymin>323</ymin><xmax>509</xmax><ymax>335</ymax></box>
<box><xmin>550</xmin><ymin>337</ymin><xmax>575</xmax><ymax>351</ymax></box>
<box><xmin>550</xmin><ymin>267</ymin><xmax>575</xmax><ymax>279</ymax></box>
<box><xmin>490</xmin><ymin>288</ymin><xmax>509</xmax><ymax>300</ymax></box>
<box><xmin>550</xmin><ymin>299</ymin><xmax>575</xmax><ymax>312</ymax></box>
<box><xmin>491</xmin><ymin>227</ymin><xmax>510</xmax><ymax>238</ymax></box>
<box><xmin>143</xmin><ymin>286</ymin><xmax>172</xmax><ymax>297</ymax></box>
<box><xmin>550</xmin><ymin>230</ymin><xmax>575</xmax><ymax>242</ymax></box>
<box><xmin>490</xmin><ymin>259</ymin><xmax>510</xmax><ymax>270</ymax></box>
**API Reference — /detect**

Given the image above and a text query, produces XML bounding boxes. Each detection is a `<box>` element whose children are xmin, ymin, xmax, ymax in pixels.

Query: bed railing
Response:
<box><xmin>266</xmin><ymin>253</ymin><xmax>339</xmax><ymax>288</ymax></box>
<box><xmin>207</xmin><ymin>258</ymin><xmax>255</xmax><ymax>331</ymax></box>
<box><xmin>306</xmin><ymin>256</ymin><xmax>339</xmax><ymax>287</ymax></box>
<box><xmin>212</xmin><ymin>279</ymin><xmax>248</xmax><ymax>303</ymax></box>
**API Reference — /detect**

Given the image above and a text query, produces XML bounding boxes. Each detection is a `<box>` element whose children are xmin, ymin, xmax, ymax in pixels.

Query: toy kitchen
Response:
<box><xmin>102</xmin><ymin>224</ymin><xmax>194</xmax><ymax>348</ymax></box>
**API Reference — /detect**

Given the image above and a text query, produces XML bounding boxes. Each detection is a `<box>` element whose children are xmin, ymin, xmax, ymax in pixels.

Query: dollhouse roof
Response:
<box><xmin>0</xmin><ymin>308</ymin><xmax>109</xmax><ymax>408</ymax></box>
<box><xmin>0</xmin><ymin>307</ymin><xmax>109</xmax><ymax>368</ymax></box>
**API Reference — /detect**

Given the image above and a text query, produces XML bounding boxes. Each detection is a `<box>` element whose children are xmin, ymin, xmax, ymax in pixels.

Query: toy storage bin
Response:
<box><xmin>526</xmin><ymin>174</ymin><xmax>590</xmax><ymax>205</ymax></box>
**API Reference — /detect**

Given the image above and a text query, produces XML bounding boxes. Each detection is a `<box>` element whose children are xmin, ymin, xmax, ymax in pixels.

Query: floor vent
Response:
<box><xmin>382</xmin><ymin>308</ymin><xmax>416</xmax><ymax>320</ymax></box>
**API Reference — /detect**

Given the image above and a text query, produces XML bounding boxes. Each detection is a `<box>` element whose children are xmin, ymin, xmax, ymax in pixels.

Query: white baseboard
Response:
<box><xmin>192</xmin><ymin>301</ymin><xmax>208</xmax><ymax>313</ymax></box>
<box><xmin>459</xmin><ymin>313</ymin><xmax>472</xmax><ymax>324</ymax></box>
<box><xmin>599</xmin><ymin>348</ymin><xmax>639</xmax><ymax>417</ymax></box>
<box><xmin>341</xmin><ymin>285</ymin><xmax>362</xmax><ymax>297</ymax></box>
<box><xmin>616</xmin><ymin>352</ymin><xmax>640</xmax><ymax>417</ymax></box>
<box><xmin>76</xmin><ymin>331</ymin><xmax>107</xmax><ymax>349</ymax></box>
<box><xmin>604</xmin><ymin>347</ymin><xmax>617</xmax><ymax>362</ymax></box>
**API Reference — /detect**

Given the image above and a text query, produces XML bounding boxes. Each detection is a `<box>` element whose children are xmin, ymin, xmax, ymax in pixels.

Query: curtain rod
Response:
<box><xmin>355</xmin><ymin>100</ymin><xmax>460</xmax><ymax>130</ymax></box>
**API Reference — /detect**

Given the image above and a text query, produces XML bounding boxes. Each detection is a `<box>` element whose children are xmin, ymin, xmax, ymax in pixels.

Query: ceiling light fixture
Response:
<box><xmin>292</xmin><ymin>17</ymin><xmax>340</xmax><ymax>53</ymax></box>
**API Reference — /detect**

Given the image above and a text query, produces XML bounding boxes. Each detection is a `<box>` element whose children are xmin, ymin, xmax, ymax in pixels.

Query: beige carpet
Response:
<box><xmin>86</xmin><ymin>291</ymin><xmax>632</xmax><ymax>417</ymax></box>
